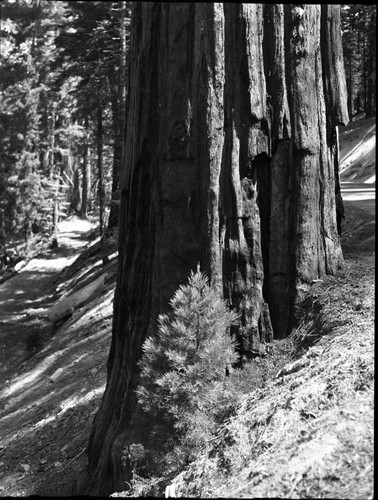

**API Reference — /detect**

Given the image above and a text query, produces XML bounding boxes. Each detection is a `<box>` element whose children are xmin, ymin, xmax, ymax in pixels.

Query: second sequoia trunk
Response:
<box><xmin>84</xmin><ymin>4</ymin><xmax>348</xmax><ymax>495</ymax></box>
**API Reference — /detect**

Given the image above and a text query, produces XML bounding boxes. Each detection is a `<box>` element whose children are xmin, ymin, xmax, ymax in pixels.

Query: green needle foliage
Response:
<box><xmin>137</xmin><ymin>266</ymin><xmax>239</xmax><ymax>466</ymax></box>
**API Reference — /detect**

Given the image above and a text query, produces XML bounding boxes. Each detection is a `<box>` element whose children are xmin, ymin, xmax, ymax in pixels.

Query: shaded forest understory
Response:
<box><xmin>0</xmin><ymin>117</ymin><xmax>374</xmax><ymax>497</ymax></box>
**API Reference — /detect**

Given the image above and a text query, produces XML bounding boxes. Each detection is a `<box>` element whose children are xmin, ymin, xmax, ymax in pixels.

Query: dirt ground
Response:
<box><xmin>0</xmin><ymin>117</ymin><xmax>375</xmax><ymax>497</ymax></box>
<box><xmin>0</xmin><ymin>195</ymin><xmax>374</xmax><ymax>497</ymax></box>
<box><xmin>0</xmin><ymin>218</ymin><xmax>115</xmax><ymax>496</ymax></box>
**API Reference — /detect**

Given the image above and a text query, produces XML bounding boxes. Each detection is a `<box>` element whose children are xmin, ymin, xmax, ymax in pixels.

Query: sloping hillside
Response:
<box><xmin>0</xmin><ymin>218</ymin><xmax>116</xmax><ymax>496</ymax></box>
<box><xmin>340</xmin><ymin>116</ymin><xmax>376</xmax><ymax>183</ymax></box>
<box><xmin>166</xmin><ymin>251</ymin><xmax>374</xmax><ymax>499</ymax></box>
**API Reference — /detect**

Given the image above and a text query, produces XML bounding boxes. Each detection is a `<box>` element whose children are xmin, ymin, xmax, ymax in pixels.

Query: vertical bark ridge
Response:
<box><xmin>281</xmin><ymin>5</ymin><xmax>343</xmax><ymax>324</ymax></box>
<box><xmin>263</xmin><ymin>4</ymin><xmax>294</xmax><ymax>337</ymax></box>
<box><xmin>194</xmin><ymin>3</ymin><xmax>225</xmax><ymax>286</ymax></box>
<box><xmin>221</xmin><ymin>4</ymin><xmax>273</xmax><ymax>355</ymax></box>
<box><xmin>87</xmin><ymin>3</ymin><xmax>161</xmax><ymax>492</ymax></box>
<box><xmin>85</xmin><ymin>4</ymin><xmax>348</xmax><ymax>494</ymax></box>
<box><xmin>321</xmin><ymin>4</ymin><xmax>349</xmax><ymax>245</ymax></box>
<box><xmin>321</xmin><ymin>5</ymin><xmax>349</xmax><ymax>136</ymax></box>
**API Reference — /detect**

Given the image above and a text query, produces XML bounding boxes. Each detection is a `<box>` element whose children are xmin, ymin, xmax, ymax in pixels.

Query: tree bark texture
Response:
<box><xmin>84</xmin><ymin>4</ymin><xmax>348</xmax><ymax>495</ymax></box>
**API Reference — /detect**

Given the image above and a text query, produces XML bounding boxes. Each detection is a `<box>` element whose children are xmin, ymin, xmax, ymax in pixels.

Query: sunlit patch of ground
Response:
<box><xmin>340</xmin><ymin>116</ymin><xmax>376</xmax><ymax>184</ymax></box>
<box><xmin>0</xmin><ymin>217</ymin><xmax>114</xmax><ymax>496</ymax></box>
<box><xmin>0</xmin><ymin>295</ymin><xmax>112</xmax><ymax>495</ymax></box>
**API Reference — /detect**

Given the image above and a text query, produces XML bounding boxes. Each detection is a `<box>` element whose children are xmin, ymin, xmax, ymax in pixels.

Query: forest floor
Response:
<box><xmin>0</xmin><ymin>118</ymin><xmax>375</xmax><ymax>498</ymax></box>
<box><xmin>0</xmin><ymin>217</ymin><xmax>116</xmax><ymax>496</ymax></box>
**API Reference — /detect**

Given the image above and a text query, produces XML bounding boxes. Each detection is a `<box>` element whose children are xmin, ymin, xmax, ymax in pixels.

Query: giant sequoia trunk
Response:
<box><xmin>83</xmin><ymin>4</ymin><xmax>348</xmax><ymax>495</ymax></box>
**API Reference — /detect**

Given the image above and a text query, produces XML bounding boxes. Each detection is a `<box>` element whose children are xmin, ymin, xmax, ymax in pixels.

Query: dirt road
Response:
<box><xmin>0</xmin><ymin>217</ymin><xmax>111</xmax><ymax>496</ymax></box>
<box><xmin>341</xmin><ymin>181</ymin><xmax>376</xmax><ymax>216</ymax></box>
<box><xmin>0</xmin><ymin>218</ymin><xmax>94</xmax><ymax>379</ymax></box>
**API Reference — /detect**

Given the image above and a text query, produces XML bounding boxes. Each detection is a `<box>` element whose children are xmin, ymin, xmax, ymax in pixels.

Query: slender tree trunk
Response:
<box><xmin>347</xmin><ymin>57</ymin><xmax>353</xmax><ymax>119</ymax></box>
<box><xmin>366</xmin><ymin>51</ymin><xmax>374</xmax><ymax>118</ymax></box>
<box><xmin>69</xmin><ymin>156</ymin><xmax>81</xmax><ymax>215</ymax></box>
<box><xmin>105</xmin><ymin>75</ymin><xmax>124</xmax><ymax>237</ymax></box>
<box><xmin>53</xmin><ymin>182</ymin><xmax>59</xmax><ymax>232</ymax></box>
<box><xmin>97</xmin><ymin>101</ymin><xmax>104</xmax><ymax>237</ymax></box>
<box><xmin>83</xmin><ymin>4</ymin><xmax>348</xmax><ymax>495</ymax></box>
<box><xmin>48</xmin><ymin>103</ymin><xmax>59</xmax><ymax>229</ymax></box>
<box><xmin>105</xmin><ymin>2</ymin><xmax>129</xmax><ymax>238</ymax></box>
<box><xmin>362</xmin><ymin>31</ymin><xmax>367</xmax><ymax>114</ymax></box>
<box><xmin>80</xmin><ymin>116</ymin><xmax>91</xmax><ymax>218</ymax></box>
<box><xmin>48</xmin><ymin>103</ymin><xmax>56</xmax><ymax>176</ymax></box>
<box><xmin>58</xmin><ymin>114</ymin><xmax>77</xmax><ymax>215</ymax></box>
<box><xmin>0</xmin><ymin>213</ymin><xmax>4</xmax><ymax>247</ymax></box>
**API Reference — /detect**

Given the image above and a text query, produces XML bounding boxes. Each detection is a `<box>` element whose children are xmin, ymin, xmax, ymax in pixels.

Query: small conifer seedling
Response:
<box><xmin>137</xmin><ymin>266</ymin><xmax>239</xmax><ymax>460</ymax></box>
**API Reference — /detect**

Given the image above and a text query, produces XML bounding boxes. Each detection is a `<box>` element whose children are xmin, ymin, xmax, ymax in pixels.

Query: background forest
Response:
<box><xmin>0</xmin><ymin>0</ymin><xmax>130</xmax><ymax>254</ymax></box>
<box><xmin>0</xmin><ymin>1</ymin><xmax>375</xmax><ymax>255</ymax></box>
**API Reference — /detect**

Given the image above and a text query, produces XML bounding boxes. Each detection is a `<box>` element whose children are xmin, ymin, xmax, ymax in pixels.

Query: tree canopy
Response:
<box><xmin>341</xmin><ymin>4</ymin><xmax>376</xmax><ymax>117</ymax></box>
<box><xmin>1</xmin><ymin>2</ymin><xmax>374</xmax><ymax>247</ymax></box>
<box><xmin>0</xmin><ymin>0</ymin><xmax>130</xmax><ymax>246</ymax></box>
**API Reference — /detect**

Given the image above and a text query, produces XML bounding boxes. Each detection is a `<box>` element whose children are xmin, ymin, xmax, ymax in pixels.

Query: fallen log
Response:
<box><xmin>47</xmin><ymin>272</ymin><xmax>107</xmax><ymax>323</ymax></box>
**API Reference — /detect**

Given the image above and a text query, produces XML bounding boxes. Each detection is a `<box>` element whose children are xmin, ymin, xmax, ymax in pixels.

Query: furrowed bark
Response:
<box><xmin>263</xmin><ymin>4</ymin><xmax>293</xmax><ymax>337</ymax></box>
<box><xmin>83</xmin><ymin>4</ymin><xmax>348</xmax><ymax>495</ymax></box>
<box><xmin>321</xmin><ymin>5</ymin><xmax>349</xmax><ymax>237</ymax></box>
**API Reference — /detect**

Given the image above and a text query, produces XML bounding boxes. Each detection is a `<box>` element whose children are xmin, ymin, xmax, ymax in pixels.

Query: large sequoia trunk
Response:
<box><xmin>83</xmin><ymin>4</ymin><xmax>348</xmax><ymax>495</ymax></box>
